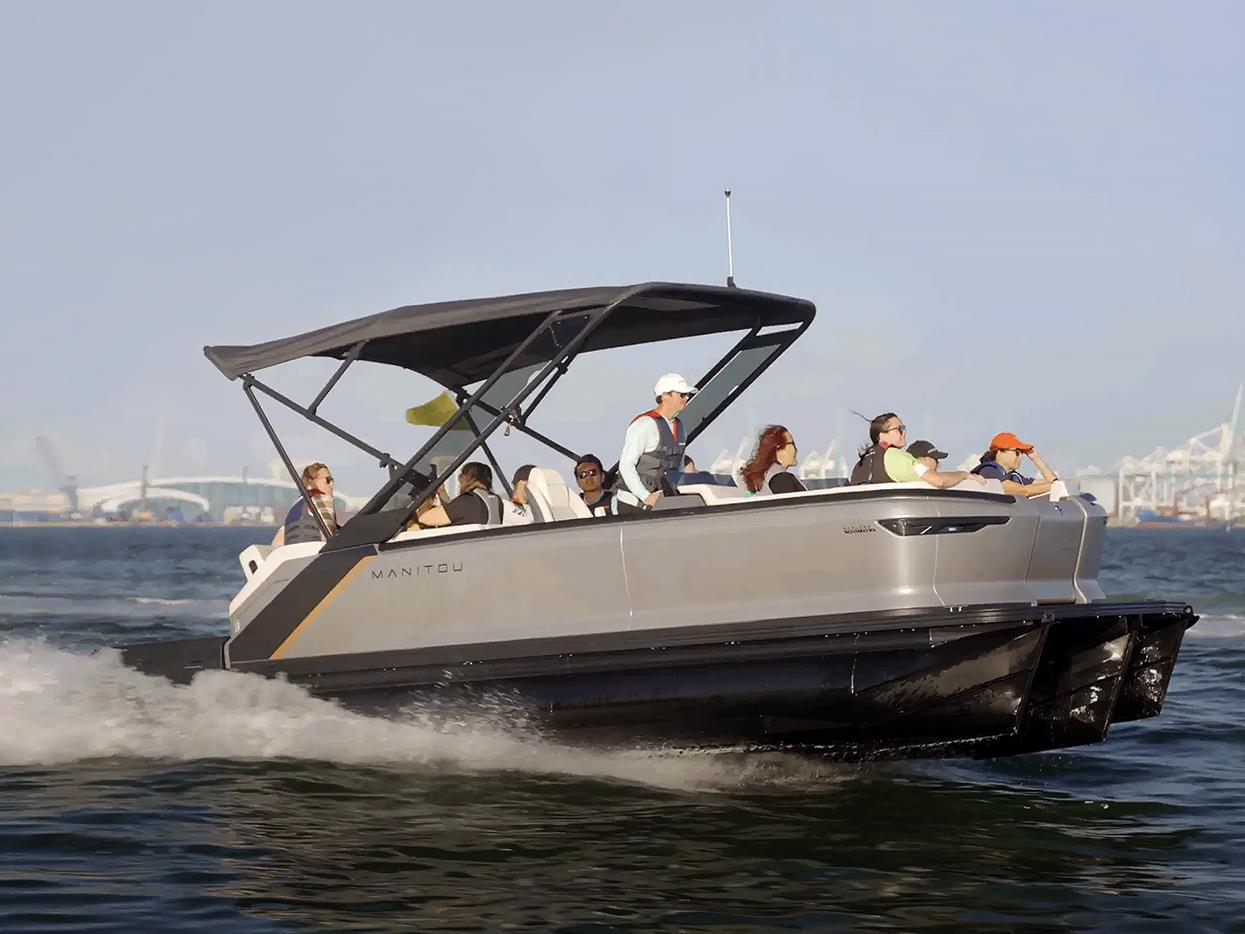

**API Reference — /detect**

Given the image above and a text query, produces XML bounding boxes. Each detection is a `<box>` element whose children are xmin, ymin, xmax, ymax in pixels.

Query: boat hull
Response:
<box><xmin>119</xmin><ymin>600</ymin><xmax>1195</xmax><ymax>760</ymax></box>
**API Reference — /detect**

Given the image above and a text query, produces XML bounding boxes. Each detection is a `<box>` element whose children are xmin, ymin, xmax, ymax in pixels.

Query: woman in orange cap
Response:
<box><xmin>972</xmin><ymin>432</ymin><xmax>1058</xmax><ymax>498</ymax></box>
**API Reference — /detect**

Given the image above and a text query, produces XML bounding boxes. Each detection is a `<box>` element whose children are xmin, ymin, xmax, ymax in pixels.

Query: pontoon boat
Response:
<box><xmin>121</xmin><ymin>283</ymin><xmax>1196</xmax><ymax>759</ymax></box>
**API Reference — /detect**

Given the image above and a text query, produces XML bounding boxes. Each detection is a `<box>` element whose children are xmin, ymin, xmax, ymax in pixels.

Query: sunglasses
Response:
<box><xmin>884</xmin><ymin>424</ymin><xmax>907</xmax><ymax>434</ymax></box>
<box><xmin>576</xmin><ymin>468</ymin><xmax>600</xmax><ymax>479</ymax></box>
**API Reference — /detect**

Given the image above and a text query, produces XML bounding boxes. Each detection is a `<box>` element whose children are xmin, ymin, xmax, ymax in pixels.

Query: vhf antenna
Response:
<box><xmin>724</xmin><ymin>189</ymin><xmax>736</xmax><ymax>288</ymax></box>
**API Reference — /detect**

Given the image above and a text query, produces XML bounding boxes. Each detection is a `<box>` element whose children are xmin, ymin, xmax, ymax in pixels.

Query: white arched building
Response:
<box><xmin>76</xmin><ymin>474</ymin><xmax>352</xmax><ymax>523</ymax></box>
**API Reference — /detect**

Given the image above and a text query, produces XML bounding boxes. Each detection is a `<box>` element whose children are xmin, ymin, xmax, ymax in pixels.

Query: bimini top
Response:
<box><xmin>204</xmin><ymin>282</ymin><xmax>815</xmax><ymax>389</ymax></box>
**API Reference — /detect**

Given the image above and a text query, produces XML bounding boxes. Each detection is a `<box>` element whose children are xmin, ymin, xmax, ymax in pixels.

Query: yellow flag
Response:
<box><xmin>405</xmin><ymin>391</ymin><xmax>470</xmax><ymax>430</ymax></box>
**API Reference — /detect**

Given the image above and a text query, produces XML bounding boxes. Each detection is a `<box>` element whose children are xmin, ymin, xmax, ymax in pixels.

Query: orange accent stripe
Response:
<box><xmin>269</xmin><ymin>556</ymin><xmax>375</xmax><ymax>660</ymax></box>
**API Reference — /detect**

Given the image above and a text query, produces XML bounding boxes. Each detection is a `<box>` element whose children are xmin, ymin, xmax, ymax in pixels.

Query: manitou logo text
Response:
<box><xmin>372</xmin><ymin>562</ymin><xmax>464</xmax><ymax>579</ymax></box>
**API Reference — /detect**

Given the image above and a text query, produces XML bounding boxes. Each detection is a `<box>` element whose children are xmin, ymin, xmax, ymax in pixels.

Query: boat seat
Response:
<box><xmin>239</xmin><ymin>544</ymin><xmax>272</xmax><ymax>580</ymax></box>
<box><xmin>677</xmin><ymin>483</ymin><xmax>750</xmax><ymax>505</ymax></box>
<box><xmin>390</xmin><ymin>523</ymin><xmax>490</xmax><ymax>543</ymax></box>
<box><xmin>527</xmin><ymin>468</ymin><xmax>592</xmax><ymax>522</ymax></box>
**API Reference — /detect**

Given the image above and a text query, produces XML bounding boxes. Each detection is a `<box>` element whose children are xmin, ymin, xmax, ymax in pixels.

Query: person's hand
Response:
<box><xmin>967</xmin><ymin>472</ymin><xmax>987</xmax><ymax>486</ymax></box>
<box><xmin>645</xmin><ymin>490</ymin><xmax>662</xmax><ymax>508</ymax></box>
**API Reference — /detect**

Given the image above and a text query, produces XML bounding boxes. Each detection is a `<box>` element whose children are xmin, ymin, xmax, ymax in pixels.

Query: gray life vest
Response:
<box><xmin>282</xmin><ymin>498</ymin><xmax>327</xmax><ymax>544</ymax></box>
<box><xmin>632</xmin><ymin>411</ymin><xmax>687</xmax><ymax>495</ymax></box>
<box><xmin>471</xmin><ymin>489</ymin><xmax>503</xmax><ymax>526</ymax></box>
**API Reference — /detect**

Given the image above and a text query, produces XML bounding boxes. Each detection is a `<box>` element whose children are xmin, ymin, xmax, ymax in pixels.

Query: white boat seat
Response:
<box><xmin>527</xmin><ymin>468</ymin><xmax>592</xmax><ymax>521</ymax></box>
<box><xmin>677</xmin><ymin>483</ymin><xmax>750</xmax><ymax>505</ymax></box>
<box><xmin>239</xmin><ymin>544</ymin><xmax>272</xmax><ymax>579</ymax></box>
<box><xmin>390</xmin><ymin>523</ymin><xmax>490</xmax><ymax>544</ymax></box>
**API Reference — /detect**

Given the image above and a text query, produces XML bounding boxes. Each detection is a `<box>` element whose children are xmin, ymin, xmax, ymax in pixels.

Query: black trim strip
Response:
<box><xmin>877</xmin><ymin>516</ymin><xmax>1011</xmax><ymax>536</ymax></box>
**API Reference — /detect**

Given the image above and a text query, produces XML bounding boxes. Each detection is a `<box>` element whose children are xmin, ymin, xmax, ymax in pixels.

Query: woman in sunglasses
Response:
<box><xmin>972</xmin><ymin>432</ymin><xmax>1057</xmax><ymax>498</ymax></box>
<box><xmin>738</xmin><ymin>425</ymin><xmax>806</xmax><ymax>495</ymax></box>
<box><xmin>574</xmin><ymin>454</ymin><xmax>614</xmax><ymax>516</ymax></box>
<box><xmin>850</xmin><ymin>413</ymin><xmax>982</xmax><ymax>488</ymax></box>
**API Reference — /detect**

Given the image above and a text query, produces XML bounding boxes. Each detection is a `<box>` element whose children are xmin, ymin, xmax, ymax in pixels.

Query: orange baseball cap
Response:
<box><xmin>990</xmin><ymin>432</ymin><xmax>1033</xmax><ymax>452</ymax></box>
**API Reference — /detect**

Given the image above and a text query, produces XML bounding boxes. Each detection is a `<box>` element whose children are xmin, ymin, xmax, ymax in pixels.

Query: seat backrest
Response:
<box><xmin>239</xmin><ymin>544</ymin><xmax>272</xmax><ymax>579</ymax></box>
<box><xmin>528</xmin><ymin>468</ymin><xmax>592</xmax><ymax>521</ymax></box>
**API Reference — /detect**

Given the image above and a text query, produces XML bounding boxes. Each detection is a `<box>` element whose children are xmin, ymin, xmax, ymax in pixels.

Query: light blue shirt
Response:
<box><xmin>617</xmin><ymin>415</ymin><xmax>669</xmax><ymax>507</ymax></box>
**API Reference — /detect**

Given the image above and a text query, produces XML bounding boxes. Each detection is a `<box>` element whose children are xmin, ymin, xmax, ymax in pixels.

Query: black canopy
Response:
<box><xmin>204</xmin><ymin>282</ymin><xmax>815</xmax><ymax>389</ymax></box>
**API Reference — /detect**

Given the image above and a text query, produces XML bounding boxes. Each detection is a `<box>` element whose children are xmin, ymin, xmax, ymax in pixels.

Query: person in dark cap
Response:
<box><xmin>907</xmin><ymin>440</ymin><xmax>948</xmax><ymax>473</ymax></box>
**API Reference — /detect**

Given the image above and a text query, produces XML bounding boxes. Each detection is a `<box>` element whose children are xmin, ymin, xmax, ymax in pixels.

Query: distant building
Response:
<box><xmin>0</xmin><ymin>490</ymin><xmax>72</xmax><ymax>523</ymax></box>
<box><xmin>75</xmin><ymin>474</ymin><xmax>352</xmax><ymax>522</ymax></box>
<box><xmin>1</xmin><ymin>472</ymin><xmax>357</xmax><ymax>524</ymax></box>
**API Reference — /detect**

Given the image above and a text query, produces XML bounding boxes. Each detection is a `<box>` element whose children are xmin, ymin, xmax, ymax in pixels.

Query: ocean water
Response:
<box><xmin>1</xmin><ymin>526</ymin><xmax>1243</xmax><ymax>932</ymax></box>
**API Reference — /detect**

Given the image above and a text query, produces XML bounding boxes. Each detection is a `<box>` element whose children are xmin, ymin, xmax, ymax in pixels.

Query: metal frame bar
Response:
<box><xmin>464</xmin><ymin>409</ymin><xmax>511</xmax><ymax>498</ymax></box>
<box><xmin>467</xmin><ymin>398</ymin><xmax>583</xmax><ymax>463</ymax></box>
<box><xmin>243</xmin><ymin>375</ymin><xmax>406</xmax><ymax>474</ymax></box>
<box><xmin>308</xmin><ymin>341</ymin><xmax>366</xmax><ymax>416</ymax></box>
<box><xmin>242</xmin><ymin>382</ymin><xmax>331</xmax><ymax>540</ymax></box>
<box><xmin>696</xmin><ymin>322</ymin><xmax>762</xmax><ymax>388</ymax></box>
<box><xmin>686</xmin><ymin>318</ymin><xmax>812</xmax><ymax>446</ymax></box>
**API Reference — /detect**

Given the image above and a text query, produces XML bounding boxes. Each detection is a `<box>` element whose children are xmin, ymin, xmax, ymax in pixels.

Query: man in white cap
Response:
<box><xmin>616</xmin><ymin>373</ymin><xmax>697</xmax><ymax>514</ymax></box>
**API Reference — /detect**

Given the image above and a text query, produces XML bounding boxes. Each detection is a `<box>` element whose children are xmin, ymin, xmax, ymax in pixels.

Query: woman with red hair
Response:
<box><xmin>738</xmin><ymin>425</ymin><xmax>806</xmax><ymax>495</ymax></box>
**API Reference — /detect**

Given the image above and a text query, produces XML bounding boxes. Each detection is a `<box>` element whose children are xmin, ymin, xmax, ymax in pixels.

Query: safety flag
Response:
<box><xmin>405</xmin><ymin>391</ymin><xmax>470</xmax><ymax>430</ymax></box>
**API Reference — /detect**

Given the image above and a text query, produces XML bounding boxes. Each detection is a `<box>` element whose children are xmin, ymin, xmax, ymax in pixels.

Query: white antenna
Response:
<box><xmin>724</xmin><ymin>189</ymin><xmax>736</xmax><ymax>288</ymax></box>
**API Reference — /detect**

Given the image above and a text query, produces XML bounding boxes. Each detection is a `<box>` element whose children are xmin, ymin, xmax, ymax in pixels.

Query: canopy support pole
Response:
<box><xmin>308</xmin><ymin>341</ymin><xmax>366</xmax><ymax>416</ymax></box>
<box><xmin>242</xmin><ymin>381</ymin><xmax>331</xmax><ymax>541</ymax></box>
<box><xmin>466</xmin><ymin>398</ymin><xmax>583</xmax><ymax>464</ymax></box>
<box><xmin>463</xmin><ymin>410</ymin><xmax>511</xmax><ymax>498</ymax></box>
<box><xmin>244</xmin><ymin>375</ymin><xmax>406</xmax><ymax>474</ymax></box>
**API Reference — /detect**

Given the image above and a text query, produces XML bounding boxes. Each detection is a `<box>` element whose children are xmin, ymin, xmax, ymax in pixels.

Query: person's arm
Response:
<box><xmin>618</xmin><ymin>419</ymin><xmax>661</xmax><ymax>506</ymax></box>
<box><xmin>921</xmin><ymin>469</ymin><xmax>986</xmax><ymax>489</ymax></box>
<box><xmin>270</xmin><ymin>525</ymin><xmax>285</xmax><ymax>547</ymax></box>
<box><xmin>1027</xmin><ymin>449</ymin><xmax>1058</xmax><ymax>482</ymax></box>
<box><xmin>418</xmin><ymin>504</ymin><xmax>451</xmax><ymax>527</ymax></box>
<box><xmin>1004</xmin><ymin>478</ymin><xmax>1053</xmax><ymax>498</ymax></box>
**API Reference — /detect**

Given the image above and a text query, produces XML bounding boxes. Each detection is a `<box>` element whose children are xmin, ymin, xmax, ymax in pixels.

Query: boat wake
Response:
<box><xmin>0</xmin><ymin>639</ymin><xmax>850</xmax><ymax>792</ymax></box>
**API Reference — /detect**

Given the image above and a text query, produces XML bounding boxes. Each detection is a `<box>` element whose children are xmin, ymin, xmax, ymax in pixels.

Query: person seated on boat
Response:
<box><xmin>616</xmin><ymin>373</ymin><xmax>695</xmax><ymax>514</ymax></box>
<box><xmin>972</xmin><ymin>432</ymin><xmax>1058</xmax><ymax>498</ymax></box>
<box><xmin>270</xmin><ymin>462</ymin><xmax>339</xmax><ymax>547</ymax></box>
<box><xmin>574</xmin><ymin>454</ymin><xmax>614</xmax><ymax>516</ymax></box>
<box><xmin>415</xmin><ymin>462</ymin><xmax>504</xmax><ymax>528</ymax></box>
<box><xmin>907</xmin><ymin>439</ymin><xmax>949</xmax><ymax>472</ymax></box>
<box><xmin>737</xmin><ymin>425</ymin><xmax>807</xmax><ymax>495</ymax></box>
<box><xmin>850</xmin><ymin>414</ymin><xmax>984</xmax><ymax>488</ymax></box>
<box><xmin>504</xmin><ymin>464</ymin><xmax>537</xmax><ymax>525</ymax></box>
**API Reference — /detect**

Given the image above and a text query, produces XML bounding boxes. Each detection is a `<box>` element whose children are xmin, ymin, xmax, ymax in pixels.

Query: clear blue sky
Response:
<box><xmin>2</xmin><ymin>2</ymin><xmax>1241</xmax><ymax>494</ymax></box>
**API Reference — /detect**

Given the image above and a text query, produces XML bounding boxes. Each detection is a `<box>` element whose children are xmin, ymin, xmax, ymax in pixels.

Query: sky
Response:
<box><xmin>1</xmin><ymin>2</ymin><xmax>1242</xmax><ymax>496</ymax></box>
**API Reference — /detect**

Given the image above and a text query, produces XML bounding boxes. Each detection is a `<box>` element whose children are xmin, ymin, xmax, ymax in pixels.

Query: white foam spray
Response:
<box><xmin>0</xmin><ymin>640</ymin><xmax>849</xmax><ymax>793</ymax></box>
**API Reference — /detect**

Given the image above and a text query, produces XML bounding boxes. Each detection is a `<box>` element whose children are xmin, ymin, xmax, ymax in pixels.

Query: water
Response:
<box><xmin>1</xmin><ymin>527</ymin><xmax>1243</xmax><ymax>932</ymax></box>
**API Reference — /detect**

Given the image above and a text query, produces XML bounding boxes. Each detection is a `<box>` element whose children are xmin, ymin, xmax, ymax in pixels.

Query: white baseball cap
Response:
<box><xmin>653</xmin><ymin>373</ymin><xmax>698</xmax><ymax>396</ymax></box>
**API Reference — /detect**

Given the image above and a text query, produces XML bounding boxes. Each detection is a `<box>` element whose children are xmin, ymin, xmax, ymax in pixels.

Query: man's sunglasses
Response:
<box><xmin>576</xmin><ymin>468</ymin><xmax>600</xmax><ymax>479</ymax></box>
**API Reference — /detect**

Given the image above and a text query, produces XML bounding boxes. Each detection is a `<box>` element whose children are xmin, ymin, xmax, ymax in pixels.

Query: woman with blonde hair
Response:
<box><xmin>271</xmin><ymin>462</ymin><xmax>338</xmax><ymax>547</ymax></box>
<box><xmin>737</xmin><ymin>425</ymin><xmax>806</xmax><ymax>495</ymax></box>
